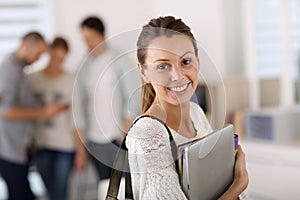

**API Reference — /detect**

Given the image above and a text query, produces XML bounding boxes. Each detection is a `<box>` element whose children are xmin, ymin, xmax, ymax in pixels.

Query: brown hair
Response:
<box><xmin>137</xmin><ymin>16</ymin><xmax>198</xmax><ymax>113</ymax></box>
<box><xmin>50</xmin><ymin>37</ymin><xmax>69</xmax><ymax>53</ymax></box>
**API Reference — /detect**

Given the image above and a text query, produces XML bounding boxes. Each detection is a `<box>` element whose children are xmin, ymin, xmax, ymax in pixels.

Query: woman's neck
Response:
<box><xmin>43</xmin><ymin>66</ymin><xmax>64</xmax><ymax>78</ymax></box>
<box><xmin>149</xmin><ymin>99</ymin><xmax>196</xmax><ymax>138</ymax></box>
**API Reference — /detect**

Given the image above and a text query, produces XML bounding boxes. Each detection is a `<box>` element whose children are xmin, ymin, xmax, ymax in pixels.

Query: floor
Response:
<box><xmin>242</xmin><ymin>140</ymin><xmax>300</xmax><ymax>200</ymax></box>
<box><xmin>3</xmin><ymin>140</ymin><xmax>300</xmax><ymax>199</ymax></box>
<box><xmin>0</xmin><ymin>161</ymin><xmax>100</xmax><ymax>200</ymax></box>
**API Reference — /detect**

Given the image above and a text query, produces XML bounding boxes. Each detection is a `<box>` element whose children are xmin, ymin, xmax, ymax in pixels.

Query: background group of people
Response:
<box><xmin>0</xmin><ymin>16</ymin><xmax>140</xmax><ymax>200</ymax></box>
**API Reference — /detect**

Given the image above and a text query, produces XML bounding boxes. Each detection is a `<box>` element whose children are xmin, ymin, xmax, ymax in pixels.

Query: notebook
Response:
<box><xmin>178</xmin><ymin>124</ymin><xmax>235</xmax><ymax>200</ymax></box>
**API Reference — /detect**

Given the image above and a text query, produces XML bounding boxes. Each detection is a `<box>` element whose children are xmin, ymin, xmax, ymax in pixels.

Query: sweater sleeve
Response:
<box><xmin>126</xmin><ymin>117</ymin><xmax>187</xmax><ymax>200</ymax></box>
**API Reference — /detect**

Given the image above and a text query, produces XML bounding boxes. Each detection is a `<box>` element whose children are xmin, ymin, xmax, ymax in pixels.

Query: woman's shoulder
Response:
<box><xmin>190</xmin><ymin>102</ymin><xmax>207</xmax><ymax>119</ymax></box>
<box><xmin>190</xmin><ymin>101</ymin><xmax>213</xmax><ymax>134</ymax></box>
<box><xmin>126</xmin><ymin>115</ymin><xmax>172</xmax><ymax>154</ymax></box>
<box><xmin>128</xmin><ymin>115</ymin><xmax>169</xmax><ymax>138</ymax></box>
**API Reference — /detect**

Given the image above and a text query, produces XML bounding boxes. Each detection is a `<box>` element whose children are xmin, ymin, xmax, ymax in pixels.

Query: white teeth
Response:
<box><xmin>169</xmin><ymin>83</ymin><xmax>189</xmax><ymax>92</ymax></box>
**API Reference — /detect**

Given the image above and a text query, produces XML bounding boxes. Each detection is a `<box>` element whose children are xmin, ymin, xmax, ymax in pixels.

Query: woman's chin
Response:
<box><xmin>166</xmin><ymin>97</ymin><xmax>192</xmax><ymax>106</ymax></box>
<box><xmin>167</xmin><ymin>91</ymin><xmax>193</xmax><ymax>105</ymax></box>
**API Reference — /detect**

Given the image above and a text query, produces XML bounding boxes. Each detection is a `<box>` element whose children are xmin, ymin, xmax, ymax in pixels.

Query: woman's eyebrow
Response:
<box><xmin>153</xmin><ymin>59</ymin><xmax>170</xmax><ymax>63</ymax></box>
<box><xmin>180</xmin><ymin>51</ymin><xmax>193</xmax><ymax>58</ymax></box>
<box><xmin>153</xmin><ymin>51</ymin><xmax>194</xmax><ymax>63</ymax></box>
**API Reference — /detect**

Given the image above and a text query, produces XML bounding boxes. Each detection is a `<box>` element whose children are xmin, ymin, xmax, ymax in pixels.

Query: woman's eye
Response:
<box><xmin>182</xmin><ymin>59</ymin><xmax>192</xmax><ymax>66</ymax></box>
<box><xmin>157</xmin><ymin>64</ymin><xmax>169</xmax><ymax>71</ymax></box>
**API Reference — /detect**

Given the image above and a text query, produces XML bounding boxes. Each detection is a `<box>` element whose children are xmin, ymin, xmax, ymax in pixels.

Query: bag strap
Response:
<box><xmin>142</xmin><ymin>115</ymin><xmax>179</xmax><ymax>173</ymax></box>
<box><xmin>105</xmin><ymin>115</ymin><xmax>178</xmax><ymax>200</ymax></box>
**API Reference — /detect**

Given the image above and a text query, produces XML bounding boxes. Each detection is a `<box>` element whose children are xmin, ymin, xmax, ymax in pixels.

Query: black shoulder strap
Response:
<box><xmin>106</xmin><ymin>115</ymin><xmax>179</xmax><ymax>200</ymax></box>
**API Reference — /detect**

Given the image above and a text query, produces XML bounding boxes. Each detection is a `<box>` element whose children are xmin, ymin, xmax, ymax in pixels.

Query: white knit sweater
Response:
<box><xmin>125</xmin><ymin>102</ymin><xmax>212</xmax><ymax>200</ymax></box>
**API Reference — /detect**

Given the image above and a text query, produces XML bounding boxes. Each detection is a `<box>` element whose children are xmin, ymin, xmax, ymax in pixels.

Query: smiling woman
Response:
<box><xmin>123</xmin><ymin>16</ymin><xmax>249</xmax><ymax>200</ymax></box>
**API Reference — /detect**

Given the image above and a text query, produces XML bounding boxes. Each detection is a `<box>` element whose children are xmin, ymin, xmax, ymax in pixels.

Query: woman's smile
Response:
<box><xmin>167</xmin><ymin>82</ymin><xmax>191</xmax><ymax>93</ymax></box>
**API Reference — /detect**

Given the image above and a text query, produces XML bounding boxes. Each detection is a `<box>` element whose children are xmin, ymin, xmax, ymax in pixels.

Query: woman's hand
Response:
<box><xmin>219</xmin><ymin>145</ymin><xmax>249</xmax><ymax>200</ymax></box>
<box><xmin>41</xmin><ymin>102</ymin><xmax>69</xmax><ymax>119</ymax></box>
<box><xmin>233</xmin><ymin>145</ymin><xmax>249</xmax><ymax>190</ymax></box>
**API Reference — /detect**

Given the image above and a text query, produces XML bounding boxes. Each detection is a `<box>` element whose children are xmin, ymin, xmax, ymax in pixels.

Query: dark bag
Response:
<box><xmin>105</xmin><ymin>115</ymin><xmax>179</xmax><ymax>200</ymax></box>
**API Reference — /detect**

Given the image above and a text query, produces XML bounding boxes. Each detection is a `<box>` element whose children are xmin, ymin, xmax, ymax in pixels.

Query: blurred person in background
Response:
<box><xmin>77</xmin><ymin>16</ymin><xmax>140</xmax><ymax>189</ymax></box>
<box><xmin>28</xmin><ymin>37</ymin><xmax>86</xmax><ymax>200</ymax></box>
<box><xmin>0</xmin><ymin>31</ymin><xmax>67</xmax><ymax>200</ymax></box>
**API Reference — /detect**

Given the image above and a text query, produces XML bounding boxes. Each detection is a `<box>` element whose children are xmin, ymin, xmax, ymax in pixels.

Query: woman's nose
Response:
<box><xmin>170</xmin><ymin>67</ymin><xmax>182</xmax><ymax>82</ymax></box>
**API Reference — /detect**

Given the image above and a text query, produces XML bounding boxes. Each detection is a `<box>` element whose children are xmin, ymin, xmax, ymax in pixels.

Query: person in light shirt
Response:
<box><xmin>28</xmin><ymin>37</ymin><xmax>86</xmax><ymax>200</ymax></box>
<box><xmin>125</xmin><ymin>16</ymin><xmax>249</xmax><ymax>199</ymax></box>
<box><xmin>0</xmin><ymin>32</ymin><xmax>66</xmax><ymax>200</ymax></box>
<box><xmin>77</xmin><ymin>16</ymin><xmax>141</xmax><ymax>187</ymax></box>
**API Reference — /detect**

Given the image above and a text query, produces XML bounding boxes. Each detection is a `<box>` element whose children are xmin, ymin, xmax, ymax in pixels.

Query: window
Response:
<box><xmin>252</xmin><ymin>0</ymin><xmax>300</xmax><ymax>79</ymax></box>
<box><xmin>254</xmin><ymin>0</ymin><xmax>282</xmax><ymax>78</ymax></box>
<box><xmin>245</xmin><ymin>0</ymin><xmax>299</xmax><ymax>107</ymax></box>
<box><xmin>289</xmin><ymin>0</ymin><xmax>300</xmax><ymax>80</ymax></box>
<box><xmin>0</xmin><ymin>0</ymin><xmax>53</xmax><ymax>71</ymax></box>
<box><xmin>289</xmin><ymin>0</ymin><xmax>300</xmax><ymax>103</ymax></box>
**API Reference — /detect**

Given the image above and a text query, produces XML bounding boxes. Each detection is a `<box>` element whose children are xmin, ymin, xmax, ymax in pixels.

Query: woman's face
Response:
<box><xmin>141</xmin><ymin>34</ymin><xmax>199</xmax><ymax>106</ymax></box>
<box><xmin>47</xmin><ymin>47</ymin><xmax>67</xmax><ymax>69</ymax></box>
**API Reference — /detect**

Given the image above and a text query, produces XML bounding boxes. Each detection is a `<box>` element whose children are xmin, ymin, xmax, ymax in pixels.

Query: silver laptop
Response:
<box><xmin>178</xmin><ymin>124</ymin><xmax>235</xmax><ymax>200</ymax></box>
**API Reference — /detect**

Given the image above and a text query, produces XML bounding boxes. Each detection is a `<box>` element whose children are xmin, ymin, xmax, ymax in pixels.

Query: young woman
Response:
<box><xmin>28</xmin><ymin>37</ymin><xmax>86</xmax><ymax>200</ymax></box>
<box><xmin>125</xmin><ymin>16</ymin><xmax>248</xmax><ymax>199</ymax></box>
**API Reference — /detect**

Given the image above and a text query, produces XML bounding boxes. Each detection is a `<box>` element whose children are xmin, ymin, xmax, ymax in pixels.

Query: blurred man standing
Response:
<box><xmin>0</xmin><ymin>32</ymin><xmax>67</xmax><ymax>200</ymax></box>
<box><xmin>78</xmin><ymin>16</ymin><xmax>140</xmax><ymax>186</ymax></box>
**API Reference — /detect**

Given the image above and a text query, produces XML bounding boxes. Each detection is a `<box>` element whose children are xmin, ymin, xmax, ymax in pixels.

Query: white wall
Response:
<box><xmin>51</xmin><ymin>0</ymin><xmax>232</xmax><ymax>76</ymax></box>
<box><xmin>52</xmin><ymin>0</ymin><xmax>155</xmax><ymax>72</ymax></box>
<box><xmin>223</xmin><ymin>0</ymin><xmax>244</xmax><ymax>77</ymax></box>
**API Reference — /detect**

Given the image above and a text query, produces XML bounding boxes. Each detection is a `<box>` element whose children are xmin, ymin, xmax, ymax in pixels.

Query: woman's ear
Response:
<box><xmin>138</xmin><ymin>62</ymin><xmax>150</xmax><ymax>83</ymax></box>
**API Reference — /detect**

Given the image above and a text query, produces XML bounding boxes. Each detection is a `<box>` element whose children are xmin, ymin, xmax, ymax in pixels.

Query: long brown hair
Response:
<box><xmin>137</xmin><ymin>16</ymin><xmax>198</xmax><ymax>113</ymax></box>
